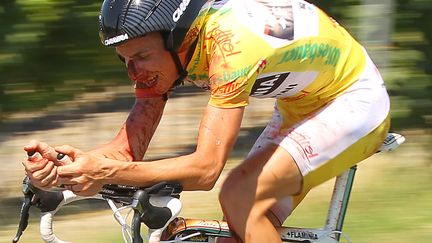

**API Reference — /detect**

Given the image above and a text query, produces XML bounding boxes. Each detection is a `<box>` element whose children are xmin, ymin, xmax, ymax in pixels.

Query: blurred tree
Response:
<box><xmin>388</xmin><ymin>0</ymin><xmax>432</xmax><ymax>128</ymax></box>
<box><xmin>0</xmin><ymin>0</ymin><xmax>126</xmax><ymax>114</ymax></box>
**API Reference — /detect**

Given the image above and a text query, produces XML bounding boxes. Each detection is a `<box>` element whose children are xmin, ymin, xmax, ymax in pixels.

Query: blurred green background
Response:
<box><xmin>0</xmin><ymin>0</ymin><xmax>431</xmax><ymax>242</ymax></box>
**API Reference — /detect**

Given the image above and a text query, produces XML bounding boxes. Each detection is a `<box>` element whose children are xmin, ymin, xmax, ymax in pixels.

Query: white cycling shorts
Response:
<box><xmin>248</xmin><ymin>51</ymin><xmax>391</xmax><ymax>223</ymax></box>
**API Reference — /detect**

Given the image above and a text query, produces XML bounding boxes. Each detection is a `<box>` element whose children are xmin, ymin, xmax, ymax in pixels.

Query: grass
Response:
<box><xmin>344</xmin><ymin>165</ymin><xmax>432</xmax><ymax>242</ymax></box>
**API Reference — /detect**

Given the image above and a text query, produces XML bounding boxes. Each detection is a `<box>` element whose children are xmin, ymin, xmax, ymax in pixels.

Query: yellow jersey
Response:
<box><xmin>184</xmin><ymin>0</ymin><xmax>366</xmax><ymax>128</ymax></box>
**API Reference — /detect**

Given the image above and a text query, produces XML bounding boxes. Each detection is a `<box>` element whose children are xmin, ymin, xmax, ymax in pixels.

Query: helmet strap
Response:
<box><xmin>163</xmin><ymin>31</ymin><xmax>198</xmax><ymax>91</ymax></box>
<box><xmin>169</xmin><ymin>49</ymin><xmax>188</xmax><ymax>87</ymax></box>
<box><xmin>161</xmin><ymin>31</ymin><xmax>187</xmax><ymax>89</ymax></box>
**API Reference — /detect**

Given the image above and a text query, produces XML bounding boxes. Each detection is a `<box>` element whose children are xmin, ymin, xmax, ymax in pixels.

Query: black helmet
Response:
<box><xmin>99</xmin><ymin>0</ymin><xmax>209</xmax><ymax>51</ymax></box>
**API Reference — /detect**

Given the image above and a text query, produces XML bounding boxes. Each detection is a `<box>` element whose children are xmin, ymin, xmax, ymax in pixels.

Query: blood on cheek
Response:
<box><xmin>127</xmin><ymin>60</ymin><xmax>143</xmax><ymax>81</ymax></box>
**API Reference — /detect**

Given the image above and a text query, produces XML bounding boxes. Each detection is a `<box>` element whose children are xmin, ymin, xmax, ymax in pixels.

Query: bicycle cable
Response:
<box><xmin>107</xmin><ymin>199</ymin><xmax>134</xmax><ymax>243</ymax></box>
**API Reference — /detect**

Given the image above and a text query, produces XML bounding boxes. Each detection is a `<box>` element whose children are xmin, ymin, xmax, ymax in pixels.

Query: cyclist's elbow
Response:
<box><xmin>203</xmin><ymin>163</ymin><xmax>223</xmax><ymax>191</ymax></box>
<box><xmin>197</xmin><ymin>160</ymin><xmax>224</xmax><ymax>191</ymax></box>
<box><xmin>190</xmin><ymin>151</ymin><xmax>226</xmax><ymax>190</ymax></box>
<box><xmin>200</xmin><ymin>174</ymin><xmax>218</xmax><ymax>191</ymax></box>
<box><xmin>184</xmin><ymin>170</ymin><xmax>218</xmax><ymax>191</ymax></box>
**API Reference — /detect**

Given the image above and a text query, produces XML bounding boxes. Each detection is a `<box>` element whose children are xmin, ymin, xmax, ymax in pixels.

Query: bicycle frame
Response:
<box><xmin>12</xmin><ymin>133</ymin><xmax>405</xmax><ymax>243</ymax></box>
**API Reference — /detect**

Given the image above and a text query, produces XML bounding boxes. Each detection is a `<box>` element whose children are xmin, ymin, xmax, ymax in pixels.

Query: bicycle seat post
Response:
<box><xmin>325</xmin><ymin>166</ymin><xmax>357</xmax><ymax>240</ymax></box>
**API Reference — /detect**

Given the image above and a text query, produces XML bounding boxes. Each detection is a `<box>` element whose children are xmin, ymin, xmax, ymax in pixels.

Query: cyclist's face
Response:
<box><xmin>116</xmin><ymin>32</ymin><xmax>178</xmax><ymax>94</ymax></box>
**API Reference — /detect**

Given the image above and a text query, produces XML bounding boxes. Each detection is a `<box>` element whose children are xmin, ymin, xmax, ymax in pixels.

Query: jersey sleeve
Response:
<box><xmin>208</xmin><ymin>62</ymin><xmax>259</xmax><ymax>108</ymax></box>
<box><xmin>205</xmin><ymin>18</ymin><xmax>266</xmax><ymax>108</ymax></box>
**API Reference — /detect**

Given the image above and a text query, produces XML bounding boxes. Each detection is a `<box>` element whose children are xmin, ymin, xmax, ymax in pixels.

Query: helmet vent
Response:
<box><xmin>145</xmin><ymin>0</ymin><xmax>163</xmax><ymax>20</ymax></box>
<box><xmin>123</xmin><ymin>0</ymin><xmax>135</xmax><ymax>25</ymax></box>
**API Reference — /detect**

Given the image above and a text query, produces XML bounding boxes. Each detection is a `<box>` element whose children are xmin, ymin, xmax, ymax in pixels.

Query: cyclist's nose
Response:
<box><xmin>127</xmin><ymin>59</ymin><xmax>148</xmax><ymax>82</ymax></box>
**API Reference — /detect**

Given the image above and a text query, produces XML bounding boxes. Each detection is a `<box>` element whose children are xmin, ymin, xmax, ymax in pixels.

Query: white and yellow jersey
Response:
<box><xmin>185</xmin><ymin>0</ymin><xmax>367</xmax><ymax>128</ymax></box>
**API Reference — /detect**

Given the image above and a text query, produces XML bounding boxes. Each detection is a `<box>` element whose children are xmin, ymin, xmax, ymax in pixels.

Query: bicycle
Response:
<box><xmin>12</xmin><ymin>132</ymin><xmax>405</xmax><ymax>243</ymax></box>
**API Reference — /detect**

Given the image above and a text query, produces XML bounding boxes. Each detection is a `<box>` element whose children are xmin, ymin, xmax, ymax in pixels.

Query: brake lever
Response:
<box><xmin>12</xmin><ymin>176</ymin><xmax>35</xmax><ymax>243</ymax></box>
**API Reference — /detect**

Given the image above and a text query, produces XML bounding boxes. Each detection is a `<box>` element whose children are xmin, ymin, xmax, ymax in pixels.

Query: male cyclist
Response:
<box><xmin>23</xmin><ymin>0</ymin><xmax>390</xmax><ymax>242</ymax></box>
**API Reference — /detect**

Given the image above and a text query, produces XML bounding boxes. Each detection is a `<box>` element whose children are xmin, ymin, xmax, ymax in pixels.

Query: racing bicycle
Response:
<box><xmin>12</xmin><ymin>132</ymin><xmax>405</xmax><ymax>243</ymax></box>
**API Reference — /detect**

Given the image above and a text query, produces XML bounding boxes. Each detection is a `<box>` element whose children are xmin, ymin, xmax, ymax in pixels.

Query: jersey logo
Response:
<box><xmin>104</xmin><ymin>33</ymin><xmax>129</xmax><ymax>46</ymax></box>
<box><xmin>251</xmin><ymin>71</ymin><xmax>318</xmax><ymax>98</ymax></box>
<box><xmin>251</xmin><ymin>72</ymin><xmax>294</xmax><ymax>97</ymax></box>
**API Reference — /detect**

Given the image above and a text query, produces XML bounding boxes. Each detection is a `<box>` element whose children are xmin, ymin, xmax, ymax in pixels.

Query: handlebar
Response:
<box><xmin>39</xmin><ymin>190</ymin><xmax>103</xmax><ymax>243</ymax></box>
<box><xmin>13</xmin><ymin>178</ymin><xmax>183</xmax><ymax>243</ymax></box>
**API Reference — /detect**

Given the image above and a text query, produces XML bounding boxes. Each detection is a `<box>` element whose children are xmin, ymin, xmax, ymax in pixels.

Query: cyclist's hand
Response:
<box><xmin>22</xmin><ymin>140</ymin><xmax>60</xmax><ymax>190</ymax></box>
<box><xmin>24</xmin><ymin>139</ymin><xmax>59</xmax><ymax>161</ymax></box>
<box><xmin>55</xmin><ymin>145</ymin><xmax>106</xmax><ymax>196</ymax></box>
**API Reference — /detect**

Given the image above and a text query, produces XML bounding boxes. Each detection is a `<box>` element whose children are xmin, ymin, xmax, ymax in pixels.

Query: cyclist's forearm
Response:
<box><xmin>87</xmin><ymin>126</ymin><xmax>134</xmax><ymax>161</ymax></box>
<box><xmin>88</xmin><ymin>97</ymin><xmax>166</xmax><ymax>161</ymax></box>
<box><xmin>101</xmin><ymin>152</ymin><xmax>218</xmax><ymax>191</ymax></box>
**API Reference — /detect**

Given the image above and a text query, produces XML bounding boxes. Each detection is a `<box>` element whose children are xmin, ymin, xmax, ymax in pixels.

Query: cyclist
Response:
<box><xmin>22</xmin><ymin>0</ymin><xmax>391</xmax><ymax>242</ymax></box>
